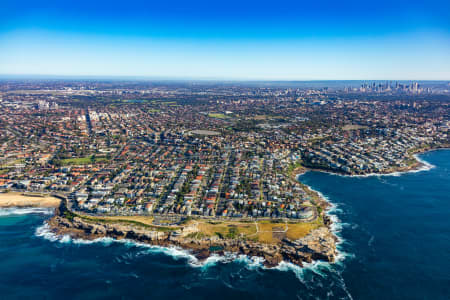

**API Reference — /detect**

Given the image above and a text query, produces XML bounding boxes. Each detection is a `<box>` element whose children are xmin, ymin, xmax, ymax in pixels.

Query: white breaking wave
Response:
<box><xmin>274</xmin><ymin>261</ymin><xmax>354</xmax><ymax>299</ymax></box>
<box><xmin>303</xmin><ymin>186</ymin><xmax>347</xmax><ymax>254</ymax></box>
<box><xmin>35</xmin><ymin>221</ymin><xmax>205</xmax><ymax>266</ymax></box>
<box><xmin>0</xmin><ymin>207</ymin><xmax>54</xmax><ymax>217</ymax></box>
<box><xmin>34</xmin><ymin>220</ymin><xmax>265</xmax><ymax>269</ymax></box>
<box><xmin>35</xmin><ymin>220</ymin><xmax>318</xmax><ymax>272</ymax></box>
<box><xmin>412</xmin><ymin>154</ymin><xmax>435</xmax><ymax>172</ymax></box>
<box><xmin>276</xmin><ymin>260</ymin><xmax>330</xmax><ymax>280</ymax></box>
<box><xmin>35</xmin><ymin>222</ymin><xmax>60</xmax><ymax>242</ymax></box>
<box><xmin>36</xmin><ymin>221</ymin><xmax>252</xmax><ymax>269</ymax></box>
<box><xmin>35</xmin><ymin>222</ymin><xmax>113</xmax><ymax>245</ymax></box>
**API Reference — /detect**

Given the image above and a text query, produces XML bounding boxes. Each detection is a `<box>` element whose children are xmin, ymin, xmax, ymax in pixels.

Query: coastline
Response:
<box><xmin>43</xmin><ymin>191</ymin><xmax>337</xmax><ymax>268</ymax></box>
<box><xmin>289</xmin><ymin>148</ymin><xmax>445</xmax><ymax>269</ymax></box>
<box><xmin>302</xmin><ymin>146</ymin><xmax>448</xmax><ymax>178</ymax></box>
<box><xmin>296</xmin><ymin>175</ymin><xmax>348</xmax><ymax>262</ymax></box>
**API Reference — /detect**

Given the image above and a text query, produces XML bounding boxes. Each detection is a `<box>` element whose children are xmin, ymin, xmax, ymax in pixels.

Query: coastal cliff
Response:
<box><xmin>47</xmin><ymin>200</ymin><xmax>337</xmax><ymax>268</ymax></box>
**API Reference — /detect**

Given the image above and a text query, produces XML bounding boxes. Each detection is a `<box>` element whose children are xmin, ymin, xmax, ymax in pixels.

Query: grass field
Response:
<box><xmin>60</xmin><ymin>155</ymin><xmax>108</xmax><ymax>165</ymax></box>
<box><xmin>193</xmin><ymin>219</ymin><xmax>320</xmax><ymax>243</ymax></box>
<box><xmin>79</xmin><ymin>214</ymin><xmax>178</xmax><ymax>232</ymax></box>
<box><xmin>251</xmin><ymin>115</ymin><xmax>270</xmax><ymax>120</ymax></box>
<box><xmin>256</xmin><ymin>220</ymin><xmax>321</xmax><ymax>243</ymax></box>
<box><xmin>342</xmin><ymin>124</ymin><xmax>368</xmax><ymax>131</ymax></box>
<box><xmin>208</xmin><ymin>113</ymin><xmax>230</xmax><ymax>119</ymax></box>
<box><xmin>196</xmin><ymin>220</ymin><xmax>257</xmax><ymax>238</ymax></box>
<box><xmin>1</xmin><ymin>158</ymin><xmax>26</xmax><ymax>167</ymax></box>
<box><xmin>249</xmin><ymin>115</ymin><xmax>283</xmax><ymax>120</ymax></box>
<box><xmin>95</xmin><ymin>215</ymin><xmax>155</xmax><ymax>226</ymax></box>
<box><xmin>285</xmin><ymin>222</ymin><xmax>320</xmax><ymax>241</ymax></box>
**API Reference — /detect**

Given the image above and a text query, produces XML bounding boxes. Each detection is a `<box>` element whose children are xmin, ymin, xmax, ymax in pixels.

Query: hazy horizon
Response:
<box><xmin>1</xmin><ymin>74</ymin><xmax>450</xmax><ymax>81</ymax></box>
<box><xmin>0</xmin><ymin>74</ymin><xmax>449</xmax><ymax>83</ymax></box>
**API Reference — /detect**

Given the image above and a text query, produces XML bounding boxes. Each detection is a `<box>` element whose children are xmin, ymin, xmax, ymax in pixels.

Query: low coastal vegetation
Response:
<box><xmin>65</xmin><ymin>209</ymin><xmax>323</xmax><ymax>244</ymax></box>
<box><xmin>195</xmin><ymin>220</ymin><xmax>257</xmax><ymax>238</ymax></box>
<box><xmin>68</xmin><ymin>212</ymin><xmax>179</xmax><ymax>232</ymax></box>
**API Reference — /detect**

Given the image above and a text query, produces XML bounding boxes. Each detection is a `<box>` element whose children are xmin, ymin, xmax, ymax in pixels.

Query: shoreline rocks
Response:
<box><xmin>47</xmin><ymin>213</ymin><xmax>337</xmax><ymax>268</ymax></box>
<box><xmin>46</xmin><ymin>184</ymin><xmax>337</xmax><ymax>268</ymax></box>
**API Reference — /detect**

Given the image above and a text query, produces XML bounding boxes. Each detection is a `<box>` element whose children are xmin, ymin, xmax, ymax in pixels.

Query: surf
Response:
<box><xmin>0</xmin><ymin>207</ymin><xmax>54</xmax><ymax>217</ymax></box>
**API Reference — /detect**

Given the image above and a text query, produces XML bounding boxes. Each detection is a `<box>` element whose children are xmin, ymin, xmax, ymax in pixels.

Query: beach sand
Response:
<box><xmin>0</xmin><ymin>192</ymin><xmax>60</xmax><ymax>208</ymax></box>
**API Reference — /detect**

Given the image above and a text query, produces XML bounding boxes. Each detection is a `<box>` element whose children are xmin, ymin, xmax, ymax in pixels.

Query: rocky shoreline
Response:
<box><xmin>47</xmin><ymin>199</ymin><xmax>337</xmax><ymax>268</ymax></box>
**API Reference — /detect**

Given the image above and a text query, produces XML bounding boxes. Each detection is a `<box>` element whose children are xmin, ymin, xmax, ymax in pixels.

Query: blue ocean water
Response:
<box><xmin>0</xmin><ymin>150</ymin><xmax>449</xmax><ymax>300</ymax></box>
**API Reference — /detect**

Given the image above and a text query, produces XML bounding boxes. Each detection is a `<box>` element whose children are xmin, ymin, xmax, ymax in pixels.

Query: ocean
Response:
<box><xmin>0</xmin><ymin>150</ymin><xmax>449</xmax><ymax>299</ymax></box>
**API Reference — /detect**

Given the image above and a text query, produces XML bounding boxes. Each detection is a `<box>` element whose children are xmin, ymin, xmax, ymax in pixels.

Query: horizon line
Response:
<box><xmin>0</xmin><ymin>74</ymin><xmax>449</xmax><ymax>82</ymax></box>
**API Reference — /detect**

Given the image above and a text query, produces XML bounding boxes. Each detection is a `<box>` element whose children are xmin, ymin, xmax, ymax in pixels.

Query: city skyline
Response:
<box><xmin>1</xmin><ymin>0</ymin><xmax>449</xmax><ymax>80</ymax></box>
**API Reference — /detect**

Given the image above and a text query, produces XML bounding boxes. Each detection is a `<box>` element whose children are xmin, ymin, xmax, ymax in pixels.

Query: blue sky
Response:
<box><xmin>0</xmin><ymin>0</ymin><xmax>449</xmax><ymax>80</ymax></box>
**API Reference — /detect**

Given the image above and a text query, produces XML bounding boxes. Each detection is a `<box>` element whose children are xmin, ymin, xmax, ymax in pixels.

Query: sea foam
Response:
<box><xmin>35</xmin><ymin>221</ymin><xmax>289</xmax><ymax>271</ymax></box>
<box><xmin>35</xmin><ymin>221</ymin><xmax>205</xmax><ymax>266</ymax></box>
<box><xmin>0</xmin><ymin>207</ymin><xmax>54</xmax><ymax>217</ymax></box>
<box><xmin>302</xmin><ymin>184</ymin><xmax>355</xmax><ymax>266</ymax></box>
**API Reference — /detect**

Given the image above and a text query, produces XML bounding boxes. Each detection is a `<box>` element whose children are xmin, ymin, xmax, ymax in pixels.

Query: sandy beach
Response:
<box><xmin>0</xmin><ymin>192</ymin><xmax>60</xmax><ymax>208</ymax></box>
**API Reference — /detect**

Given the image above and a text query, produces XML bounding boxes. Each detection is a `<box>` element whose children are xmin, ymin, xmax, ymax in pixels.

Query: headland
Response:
<box><xmin>47</xmin><ymin>187</ymin><xmax>337</xmax><ymax>268</ymax></box>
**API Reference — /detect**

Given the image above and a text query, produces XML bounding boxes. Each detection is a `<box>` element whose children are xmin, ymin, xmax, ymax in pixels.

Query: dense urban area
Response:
<box><xmin>1</xmin><ymin>80</ymin><xmax>449</xmax><ymax>223</ymax></box>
